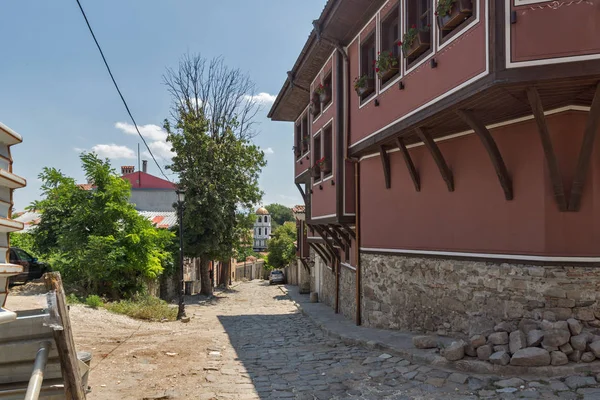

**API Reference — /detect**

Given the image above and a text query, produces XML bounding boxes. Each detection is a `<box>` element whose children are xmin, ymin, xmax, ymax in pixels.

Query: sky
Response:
<box><xmin>0</xmin><ymin>0</ymin><xmax>326</xmax><ymax>211</ymax></box>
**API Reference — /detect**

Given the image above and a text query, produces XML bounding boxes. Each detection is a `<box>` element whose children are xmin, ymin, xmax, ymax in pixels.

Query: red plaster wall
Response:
<box><xmin>511</xmin><ymin>1</ymin><xmax>600</xmax><ymax>63</ymax></box>
<box><xmin>344</xmin><ymin>160</ymin><xmax>356</xmax><ymax>215</ymax></box>
<box><xmin>295</xmin><ymin>154</ymin><xmax>310</xmax><ymax>179</ymax></box>
<box><xmin>360</xmin><ymin>111</ymin><xmax>600</xmax><ymax>256</ymax></box>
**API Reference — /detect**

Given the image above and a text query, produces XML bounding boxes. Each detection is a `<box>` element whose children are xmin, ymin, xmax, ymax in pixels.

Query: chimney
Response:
<box><xmin>142</xmin><ymin>160</ymin><xmax>148</xmax><ymax>173</ymax></box>
<box><xmin>121</xmin><ymin>166</ymin><xmax>134</xmax><ymax>175</ymax></box>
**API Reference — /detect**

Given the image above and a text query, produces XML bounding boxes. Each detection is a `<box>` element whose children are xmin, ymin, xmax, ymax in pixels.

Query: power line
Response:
<box><xmin>75</xmin><ymin>0</ymin><xmax>172</xmax><ymax>183</ymax></box>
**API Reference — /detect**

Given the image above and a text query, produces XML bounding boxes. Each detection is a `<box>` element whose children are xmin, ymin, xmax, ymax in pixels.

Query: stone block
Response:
<box><xmin>542</xmin><ymin>343</ymin><xmax>559</xmax><ymax>352</ymax></box>
<box><xmin>542</xmin><ymin>329</ymin><xmax>571</xmax><ymax>347</ymax></box>
<box><xmin>546</xmin><ymin>308</ymin><xmax>573</xmax><ymax>320</ymax></box>
<box><xmin>510</xmin><ymin>348</ymin><xmax>551</xmax><ymax>366</ymax></box>
<box><xmin>575</xmin><ymin>308</ymin><xmax>595</xmax><ymax>321</ymax></box>
<box><xmin>557</xmin><ymin>298</ymin><xmax>576</xmax><ymax>308</ymax></box>
<box><xmin>494</xmin><ymin>378</ymin><xmax>524</xmax><ymax>388</ymax></box>
<box><xmin>412</xmin><ymin>336</ymin><xmax>437</xmax><ymax>349</ymax></box>
<box><xmin>494</xmin><ymin>344</ymin><xmax>509</xmax><ymax>353</ymax></box>
<box><xmin>488</xmin><ymin>332</ymin><xmax>509</xmax><ymax>345</ymax></box>
<box><xmin>589</xmin><ymin>340</ymin><xmax>600</xmax><ymax>358</ymax></box>
<box><xmin>568</xmin><ymin>349</ymin><xmax>582</xmax><ymax>362</ymax></box>
<box><xmin>565</xmin><ymin>375</ymin><xmax>596</xmax><ymax>389</ymax></box>
<box><xmin>526</xmin><ymin>267</ymin><xmax>545</xmax><ymax>277</ymax></box>
<box><xmin>554</xmin><ymin>320</ymin><xmax>569</xmax><ymax>331</ymax></box>
<box><xmin>489</xmin><ymin>351</ymin><xmax>510</xmax><ymax>366</ymax></box>
<box><xmin>588</xmin><ymin>319</ymin><xmax>600</xmax><ymax>328</ymax></box>
<box><xmin>544</xmin><ymin>287</ymin><xmax>566</xmax><ymax>298</ymax></box>
<box><xmin>442</xmin><ymin>340</ymin><xmax>465</xmax><ymax>361</ymax></box>
<box><xmin>469</xmin><ymin>334</ymin><xmax>486</xmax><ymax>349</ymax></box>
<box><xmin>582</xmin><ymin>352</ymin><xmax>596</xmax><ymax>363</ymax></box>
<box><xmin>519</xmin><ymin>319</ymin><xmax>539</xmax><ymax>334</ymax></box>
<box><xmin>526</xmin><ymin>300</ymin><xmax>545</xmax><ymax>310</ymax></box>
<box><xmin>560</xmin><ymin>343</ymin><xmax>574</xmax><ymax>355</ymax></box>
<box><xmin>494</xmin><ymin>321</ymin><xmax>516</xmax><ymax>333</ymax></box>
<box><xmin>477</xmin><ymin>344</ymin><xmax>493</xmax><ymax>361</ymax></box>
<box><xmin>571</xmin><ymin>334</ymin><xmax>588</xmax><ymax>351</ymax></box>
<box><xmin>551</xmin><ymin>351</ymin><xmax>568</xmax><ymax>366</ymax></box>
<box><xmin>464</xmin><ymin>344</ymin><xmax>477</xmax><ymax>357</ymax></box>
<box><xmin>527</xmin><ymin>330</ymin><xmax>544</xmax><ymax>347</ymax></box>
<box><xmin>543</xmin><ymin>311</ymin><xmax>557</xmax><ymax>322</ymax></box>
<box><xmin>567</xmin><ymin>318</ymin><xmax>583</xmax><ymax>336</ymax></box>
<box><xmin>509</xmin><ymin>331</ymin><xmax>526</xmax><ymax>354</ymax></box>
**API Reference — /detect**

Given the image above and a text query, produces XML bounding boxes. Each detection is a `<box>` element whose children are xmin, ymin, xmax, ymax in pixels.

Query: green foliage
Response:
<box><xmin>264</xmin><ymin>203</ymin><xmax>294</xmax><ymax>231</ymax></box>
<box><xmin>266</xmin><ymin>221</ymin><xmax>297</xmax><ymax>270</ymax></box>
<box><xmin>29</xmin><ymin>153</ymin><xmax>175</xmax><ymax>298</ymax></box>
<box><xmin>436</xmin><ymin>0</ymin><xmax>456</xmax><ymax>17</ymax></box>
<box><xmin>105</xmin><ymin>295</ymin><xmax>177</xmax><ymax>321</ymax></box>
<box><xmin>85</xmin><ymin>295</ymin><xmax>103</xmax><ymax>309</ymax></box>
<box><xmin>66</xmin><ymin>293</ymin><xmax>82</xmax><ymax>304</ymax></box>
<box><xmin>9</xmin><ymin>232</ymin><xmax>35</xmax><ymax>255</ymax></box>
<box><xmin>233</xmin><ymin>212</ymin><xmax>258</xmax><ymax>262</ymax></box>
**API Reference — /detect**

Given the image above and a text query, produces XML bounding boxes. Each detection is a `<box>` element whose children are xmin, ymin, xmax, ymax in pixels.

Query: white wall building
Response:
<box><xmin>253</xmin><ymin>207</ymin><xmax>271</xmax><ymax>252</ymax></box>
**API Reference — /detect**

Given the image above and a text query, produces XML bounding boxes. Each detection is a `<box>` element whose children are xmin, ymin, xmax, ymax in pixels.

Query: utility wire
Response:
<box><xmin>75</xmin><ymin>0</ymin><xmax>172</xmax><ymax>183</ymax></box>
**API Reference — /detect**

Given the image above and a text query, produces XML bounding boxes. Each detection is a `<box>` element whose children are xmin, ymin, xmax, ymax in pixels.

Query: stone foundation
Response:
<box><xmin>339</xmin><ymin>265</ymin><xmax>357</xmax><ymax>322</ymax></box>
<box><xmin>321</xmin><ymin>262</ymin><xmax>336</xmax><ymax>309</ymax></box>
<box><xmin>361</xmin><ymin>254</ymin><xmax>600</xmax><ymax>337</ymax></box>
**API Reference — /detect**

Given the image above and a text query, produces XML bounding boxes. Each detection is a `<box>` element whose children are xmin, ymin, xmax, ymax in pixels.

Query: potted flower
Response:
<box><xmin>436</xmin><ymin>0</ymin><xmax>473</xmax><ymax>32</ymax></box>
<box><xmin>353</xmin><ymin>75</ymin><xmax>375</xmax><ymax>97</ymax></box>
<box><xmin>315</xmin><ymin>83</ymin><xmax>331</xmax><ymax>104</ymax></box>
<box><xmin>400</xmin><ymin>24</ymin><xmax>431</xmax><ymax>60</ymax></box>
<box><xmin>375</xmin><ymin>51</ymin><xmax>399</xmax><ymax>82</ymax></box>
<box><xmin>316</xmin><ymin>156</ymin><xmax>332</xmax><ymax>174</ymax></box>
<box><xmin>301</xmin><ymin>137</ymin><xmax>309</xmax><ymax>153</ymax></box>
<box><xmin>310</xmin><ymin>94</ymin><xmax>320</xmax><ymax>116</ymax></box>
<box><xmin>311</xmin><ymin>164</ymin><xmax>321</xmax><ymax>178</ymax></box>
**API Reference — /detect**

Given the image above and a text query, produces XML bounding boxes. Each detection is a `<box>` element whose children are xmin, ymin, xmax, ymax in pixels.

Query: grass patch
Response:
<box><xmin>104</xmin><ymin>296</ymin><xmax>177</xmax><ymax>321</ymax></box>
<box><xmin>66</xmin><ymin>293</ymin><xmax>82</xmax><ymax>304</ymax></box>
<box><xmin>85</xmin><ymin>295</ymin><xmax>103</xmax><ymax>309</ymax></box>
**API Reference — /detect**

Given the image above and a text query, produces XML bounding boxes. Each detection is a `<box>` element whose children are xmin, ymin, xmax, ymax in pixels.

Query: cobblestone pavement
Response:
<box><xmin>192</xmin><ymin>280</ymin><xmax>600</xmax><ymax>400</ymax></box>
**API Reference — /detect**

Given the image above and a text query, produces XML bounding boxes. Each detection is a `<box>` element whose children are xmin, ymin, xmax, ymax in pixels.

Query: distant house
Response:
<box><xmin>120</xmin><ymin>161</ymin><xmax>177</xmax><ymax>212</ymax></box>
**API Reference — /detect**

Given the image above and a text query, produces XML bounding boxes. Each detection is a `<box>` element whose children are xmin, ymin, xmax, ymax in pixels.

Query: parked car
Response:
<box><xmin>8</xmin><ymin>247</ymin><xmax>50</xmax><ymax>285</ymax></box>
<box><xmin>269</xmin><ymin>270</ymin><xmax>285</xmax><ymax>285</ymax></box>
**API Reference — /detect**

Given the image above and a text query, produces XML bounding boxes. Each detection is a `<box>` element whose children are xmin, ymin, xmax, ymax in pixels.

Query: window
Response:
<box><xmin>301</xmin><ymin>114</ymin><xmax>309</xmax><ymax>153</ymax></box>
<box><xmin>322</xmin><ymin>72</ymin><xmax>332</xmax><ymax>109</ymax></box>
<box><xmin>405</xmin><ymin>0</ymin><xmax>432</xmax><ymax>65</ymax></box>
<box><xmin>313</xmin><ymin>133</ymin><xmax>322</xmax><ymax>182</ymax></box>
<box><xmin>265</xmin><ymin>216</ymin><xmax>268</xmax><ymax>223</ymax></box>
<box><xmin>438</xmin><ymin>0</ymin><xmax>475</xmax><ymax>41</ymax></box>
<box><xmin>380</xmin><ymin>5</ymin><xmax>400</xmax><ymax>84</ymax></box>
<box><xmin>259</xmin><ymin>228</ymin><xmax>262</xmax><ymax>236</ymax></box>
<box><xmin>295</xmin><ymin>123</ymin><xmax>302</xmax><ymax>159</ymax></box>
<box><xmin>359</xmin><ymin>33</ymin><xmax>376</xmax><ymax>101</ymax></box>
<box><xmin>322</xmin><ymin>125</ymin><xmax>333</xmax><ymax>179</ymax></box>
<box><xmin>258</xmin><ymin>216</ymin><xmax>262</xmax><ymax>223</ymax></box>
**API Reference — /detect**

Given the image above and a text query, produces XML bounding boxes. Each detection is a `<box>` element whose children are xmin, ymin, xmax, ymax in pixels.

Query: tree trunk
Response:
<box><xmin>200</xmin><ymin>258</ymin><xmax>212</xmax><ymax>296</ymax></box>
<box><xmin>220</xmin><ymin>260</ymin><xmax>230</xmax><ymax>289</ymax></box>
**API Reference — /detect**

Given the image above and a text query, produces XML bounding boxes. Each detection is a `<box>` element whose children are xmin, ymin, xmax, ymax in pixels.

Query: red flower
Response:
<box><xmin>397</xmin><ymin>41</ymin><xmax>403</xmax><ymax>46</ymax></box>
<box><xmin>412</xmin><ymin>24</ymin><xmax>416</xmax><ymax>29</ymax></box>
<box><xmin>427</xmin><ymin>23</ymin><xmax>431</xmax><ymax>27</ymax></box>
<box><xmin>389</xmin><ymin>51</ymin><xmax>393</xmax><ymax>56</ymax></box>
<box><xmin>375</xmin><ymin>68</ymin><xmax>380</xmax><ymax>72</ymax></box>
<box><xmin>373</xmin><ymin>60</ymin><xmax>376</xmax><ymax>65</ymax></box>
<box><xmin>434</xmin><ymin>11</ymin><xmax>438</xmax><ymax>15</ymax></box>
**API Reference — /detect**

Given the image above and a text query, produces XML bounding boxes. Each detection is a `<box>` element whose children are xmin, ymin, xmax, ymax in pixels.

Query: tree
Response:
<box><xmin>265</xmin><ymin>203</ymin><xmax>295</xmax><ymax>230</ymax></box>
<box><xmin>265</xmin><ymin>222</ymin><xmax>297</xmax><ymax>270</ymax></box>
<box><xmin>165</xmin><ymin>54</ymin><xmax>266</xmax><ymax>295</ymax></box>
<box><xmin>29</xmin><ymin>153</ymin><xmax>174</xmax><ymax>298</ymax></box>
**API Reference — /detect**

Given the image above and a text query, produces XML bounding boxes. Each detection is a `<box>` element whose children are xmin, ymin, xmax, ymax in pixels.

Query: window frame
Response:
<box><xmin>437</xmin><ymin>0</ymin><xmax>476</xmax><ymax>45</ymax></box>
<box><xmin>379</xmin><ymin>3</ymin><xmax>402</xmax><ymax>88</ymax></box>
<box><xmin>404</xmin><ymin>0</ymin><xmax>434</xmax><ymax>71</ymax></box>
<box><xmin>358</xmin><ymin>30</ymin><xmax>377</xmax><ymax>105</ymax></box>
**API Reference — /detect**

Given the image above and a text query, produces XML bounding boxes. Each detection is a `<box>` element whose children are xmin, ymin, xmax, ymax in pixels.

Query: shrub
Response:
<box><xmin>85</xmin><ymin>295</ymin><xmax>103</xmax><ymax>309</ymax></box>
<box><xmin>105</xmin><ymin>296</ymin><xmax>177</xmax><ymax>321</ymax></box>
<box><xmin>66</xmin><ymin>293</ymin><xmax>82</xmax><ymax>304</ymax></box>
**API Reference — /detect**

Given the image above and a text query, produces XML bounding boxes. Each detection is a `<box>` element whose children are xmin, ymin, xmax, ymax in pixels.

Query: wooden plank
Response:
<box><xmin>45</xmin><ymin>273</ymin><xmax>86</xmax><ymax>400</ymax></box>
<box><xmin>414</xmin><ymin>127</ymin><xmax>454</xmax><ymax>191</ymax></box>
<box><xmin>456</xmin><ymin>109</ymin><xmax>513</xmax><ymax>200</ymax></box>
<box><xmin>526</xmin><ymin>87</ymin><xmax>568</xmax><ymax>211</ymax></box>
<box><xmin>379</xmin><ymin>146</ymin><xmax>391</xmax><ymax>189</ymax></box>
<box><xmin>395</xmin><ymin>137</ymin><xmax>420</xmax><ymax>192</ymax></box>
<box><xmin>569</xmin><ymin>83</ymin><xmax>600</xmax><ymax>211</ymax></box>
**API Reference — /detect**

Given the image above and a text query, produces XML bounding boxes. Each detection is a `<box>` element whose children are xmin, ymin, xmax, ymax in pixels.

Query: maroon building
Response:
<box><xmin>269</xmin><ymin>0</ymin><xmax>600</xmax><ymax>336</ymax></box>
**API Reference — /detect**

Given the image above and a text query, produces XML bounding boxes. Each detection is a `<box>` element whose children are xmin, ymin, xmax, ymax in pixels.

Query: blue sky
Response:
<box><xmin>0</xmin><ymin>1</ymin><xmax>326</xmax><ymax>211</ymax></box>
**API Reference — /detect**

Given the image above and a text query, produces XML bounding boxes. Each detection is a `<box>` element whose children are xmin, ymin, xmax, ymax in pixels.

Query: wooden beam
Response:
<box><xmin>414</xmin><ymin>127</ymin><xmax>454</xmax><ymax>191</ymax></box>
<box><xmin>309</xmin><ymin>243</ymin><xmax>330</xmax><ymax>264</ymax></box>
<box><xmin>379</xmin><ymin>145</ymin><xmax>391</xmax><ymax>189</ymax></box>
<box><xmin>569</xmin><ymin>83</ymin><xmax>600</xmax><ymax>211</ymax></box>
<box><xmin>299</xmin><ymin>257</ymin><xmax>310</xmax><ymax>272</ymax></box>
<box><xmin>340</xmin><ymin>223</ymin><xmax>356</xmax><ymax>240</ymax></box>
<box><xmin>295</xmin><ymin>182</ymin><xmax>306</xmax><ymax>203</ymax></box>
<box><xmin>312</xmin><ymin>225</ymin><xmax>340</xmax><ymax>261</ymax></box>
<box><xmin>331</xmin><ymin>225</ymin><xmax>351</xmax><ymax>248</ymax></box>
<box><xmin>325</xmin><ymin>225</ymin><xmax>345</xmax><ymax>250</ymax></box>
<box><xmin>395</xmin><ymin>137</ymin><xmax>420</xmax><ymax>192</ymax></box>
<box><xmin>526</xmin><ymin>87</ymin><xmax>568</xmax><ymax>211</ymax></box>
<box><xmin>456</xmin><ymin>109</ymin><xmax>513</xmax><ymax>200</ymax></box>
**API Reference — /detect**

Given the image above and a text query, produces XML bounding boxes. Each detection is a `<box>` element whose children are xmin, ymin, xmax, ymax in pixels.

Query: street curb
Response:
<box><xmin>278</xmin><ymin>286</ymin><xmax>600</xmax><ymax>379</ymax></box>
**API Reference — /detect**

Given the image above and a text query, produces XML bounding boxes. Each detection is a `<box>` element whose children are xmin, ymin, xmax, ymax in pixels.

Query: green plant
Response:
<box><xmin>314</xmin><ymin>83</ymin><xmax>327</xmax><ymax>96</ymax></box>
<box><xmin>399</xmin><ymin>24</ymin><xmax>431</xmax><ymax>57</ymax></box>
<box><xmin>66</xmin><ymin>293</ymin><xmax>82</xmax><ymax>304</ymax></box>
<box><xmin>85</xmin><ymin>294</ymin><xmax>103</xmax><ymax>309</ymax></box>
<box><xmin>353</xmin><ymin>75</ymin><xmax>369</xmax><ymax>92</ymax></box>
<box><xmin>105</xmin><ymin>295</ymin><xmax>177</xmax><ymax>321</ymax></box>
<box><xmin>375</xmin><ymin>51</ymin><xmax>399</xmax><ymax>77</ymax></box>
<box><xmin>435</xmin><ymin>0</ymin><xmax>456</xmax><ymax>17</ymax></box>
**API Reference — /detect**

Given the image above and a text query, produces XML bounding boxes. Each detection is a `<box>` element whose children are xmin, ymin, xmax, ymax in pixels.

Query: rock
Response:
<box><xmin>489</xmin><ymin>351</ymin><xmax>510</xmax><ymax>366</ymax></box>
<box><xmin>560</xmin><ymin>343</ymin><xmax>574</xmax><ymax>355</ymax></box>
<box><xmin>413</xmin><ymin>336</ymin><xmax>438</xmax><ymax>349</ymax></box>
<box><xmin>509</xmin><ymin>331</ymin><xmax>526</xmax><ymax>354</ymax></box>
<box><xmin>542</xmin><ymin>329</ymin><xmax>571</xmax><ymax>347</ymax></box>
<box><xmin>442</xmin><ymin>340</ymin><xmax>465</xmax><ymax>361</ymax></box>
<box><xmin>568</xmin><ymin>349</ymin><xmax>582</xmax><ymax>362</ymax></box>
<box><xmin>544</xmin><ymin>287</ymin><xmax>566</xmax><ymax>298</ymax></box>
<box><xmin>575</xmin><ymin>308</ymin><xmax>596</xmax><ymax>321</ymax></box>
<box><xmin>519</xmin><ymin>319</ymin><xmax>539</xmax><ymax>334</ymax></box>
<box><xmin>542</xmin><ymin>343</ymin><xmax>559</xmax><ymax>352</ymax></box>
<box><xmin>541</xmin><ymin>320</ymin><xmax>554</xmax><ymax>331</ymax></box>
<box><xmin>469</xmin><ymin>334</ymin><xmax>486</xmax><ymax>349</ymax></box>
<box><xmin>464</xmin><ymin>344</ymin><xmax>477</xmax><ymax>357</ymax></box>
<box><xmin>362</xmin><ymin>357</ymin><xmax>380</xmax><ymax>365</ymax></box>
<box><xmin>488</xmin><ymin>332</ymin><xmax>509</xmax><ymax>345</ymax></box>
<box><xmin>554</xmin><ymin>320</ymin><xmax>569</xmax><ymax>331</ymax></box>
<box><xmin>477</xmin><ymin>344</ymin><xmax>493</xmax><ymax>361</ymax></box>
<box><xmin>378</xmin><ymin>353</ymin><xmax>392</xmax><ymax>359</ymax></box>
<box><xmin>447</xmin><ymin>372</ymin><xmax>468</xmax><ymax>384</ymax></box>
<box><xmin>571</xmin><ymin>333</ymin><xmax>588</xmax><ymax>351</ymax></box>
<box><xmin>589</xmin><ymin>341</ymin><xmax>600</xmax><ymax>358</ymax></box>
<box><xmin>550</xmin><ymin>351</ymin><xmax>568</xmax><ymax>366</ymax></box>
<box><xmin>544</xmin><ymin>311</ymin><xmax>557</xmax><ymax>322</ymax></box>
<box><xmin>527</xmin><ymin>330</ymin><xmax>544</xmax><ymax>347</ymax></box>
<box><xmin>565</xmin><ymin>375</ymin><xmax>596</xmax><ymax>389</ymax></box>
<box><xmin>180</xmin><ymin>317</ymin><xmax>191</xmax><ymax>323</ymax></box>
<box><xmin>588</xmin><ymin>319</ymin><xmax>600</xmax><ymax>328</ymax></box>
<box><xmin>567</xmin><ymin>318</ymin><xmax>583</xmax><ymax>336</ymax></box>
<box><xmin>582</xmin><ymin>352</ymin><xmax>596</xmax><ymax>362</ymax></box>
<box><xmin>550</xmin><ymin>381</ymin><xmax>570</xmax><ymax>391</ymax></box>
<box><xmin>494</xmin><ymin>345</ymin><xmax>509</xmax><ymax>353</ymax></box>
<box><xmin>494</xmin><ymin>321</ymin><xmax>516</xmax><ymax>333</ymax></box>
<box><xmin>510</xmin><ymin>348</ymin><xmax>551</xmax><ymax>366</ymax></box>
<box><xmin>494</xmin><ymin>378</ymin><xmax>525</xmax><ymax>388</ymax></box>
<box><xmin>496</xmin><ymin>387</ymin><xmax>518</xmax><ymax>393</ymax></box>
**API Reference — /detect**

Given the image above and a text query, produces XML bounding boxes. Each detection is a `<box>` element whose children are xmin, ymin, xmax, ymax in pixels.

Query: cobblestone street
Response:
<box><xmin>187</xmin><ymin>280</ymin><xmax>600</xmax><ymax>400</ymax></box>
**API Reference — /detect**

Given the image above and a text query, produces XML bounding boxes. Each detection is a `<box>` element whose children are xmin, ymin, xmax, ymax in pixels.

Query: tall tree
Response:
<box><xmin>265</xmin><ymin>203</ymin><xmax>295</xmax><ymax>230</ymax></box>
<box><xmin>165</xmin><ymin>54</ymin><xmax>266</xmax><ymax>295</ymax></box>
<box><xmin>265</xmin><ymin>222</ymin><xmax>297</xmax><ymax>270</ymax></box>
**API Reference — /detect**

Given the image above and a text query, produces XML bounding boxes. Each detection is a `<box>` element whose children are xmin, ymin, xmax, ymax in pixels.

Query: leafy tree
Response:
<box><xmin>232</xmin><ymin>212</ymin><xmax>258</xmax><ymax>263</ymax></box>
<box><xmin>9</xmin><ymin>232</ymin><xmax>35</xmax><ymax>255</ymax></box>
<box><xmin>29</xmin><ymin>153</ymin><xmax>174</xmax><ymax>298</ymax></box>
<box><xmin>265</xmin><ymin>222</ymin><xmax>297</xmax><ymax>270</ymax></box>
<box><xmin>265</xmin><ymin>203</ymin><xmax>294</xmax><ymax>230</ymax></box>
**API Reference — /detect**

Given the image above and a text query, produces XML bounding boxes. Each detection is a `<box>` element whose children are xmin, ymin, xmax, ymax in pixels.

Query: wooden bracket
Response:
<box><xmin>299</xmin><ymin>257</ymin><xmax>310</xmax><ymax>272</ymax></box>
<box><xmin>569</xmin><ymin>83</ymin><xmax>600</xmax><ymax>211</ymax></box>
<box><xmin>324</xmin><ymin>225</ymin><xmax>345</xmax><ymax>250</ymax></box>
<box><xmin>309</xmin><ymin>242</ymin><xmax>330</xmax><ymax>264</ymax></box>
<box><xmin>379</xmin><ymin>145</ymin><xmax>391</xmax><ymax>189</ymax></box>
<box><xmin>415</xmin><ymin>127</ymin><xmax>454</xmax><ymax>191</ymax></box>
<box><xmin>395</xmin><ymin>137</ymin><xmax>420</xmax><ymax>192</ymax></box>
<box><xmin>331</xmin><ymin>225</ymin><xmax>352</xmax><ymax>248</ymax></box>
<box><xmin>312</xmin><ymin>225</ymin><xmax>340</xmax><ymax>261</ymax></box>
<box><xmin>340</xmin><ymin>223</ymin><xmax>356</xmax><ymax>240</ymax></box>
<box><xmin>527</xmin><ymin>87</ymin><xmax>568</xmax><ymax>211</ymax></box>
<box><xmin>456</xmin><ymin>109</ymin><xmax>513</xmax><ymax>200</ymax></box>
<box><xmin>295</xmin><ymin>182</ymin><xmax>306</xmax><ymax>203</ymax></box>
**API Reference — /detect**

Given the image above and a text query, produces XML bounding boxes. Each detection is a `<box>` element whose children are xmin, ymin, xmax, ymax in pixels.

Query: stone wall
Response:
<box><xmin>361</xmin><ymin>254</ymin><xmax>600</xmax><ymax>338</ymax></box>
<box><xmin>321</xmin><ymin>262</ymin><xmax>336</xmax><ymax>309</ymax></box>
<box><xmin>339</xmin><ymin>265</ymin><xmax>357</xmax><ymax>322</ymax></box>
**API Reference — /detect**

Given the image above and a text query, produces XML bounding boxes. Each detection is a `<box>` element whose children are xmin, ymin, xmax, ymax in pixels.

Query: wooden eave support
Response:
<box><xmin>295</xmin><ymin>182</ymin><xmax>307</xmax><ymax>203</ymax></box>
<box><xmin>415</xmin><ymin>127</ymin><xmax>454</xmax><ymax>191</ymax></box>
<box><xmin>331</xmin><ymin>225</ymin><xmax>351</xmax><ymax>248</ymax></box>
<box><xmin>340</xmin><ymin>223</ymin><xmax>356</xmax><ymax>240</ymax></box>
<box><xmin>299</xmin><ymin>257</ymin><xmax>310</xmax><ymax>272</ymax></box>
<box><xmin>379</xmin><ymin>145</ymin><xmax>391</xmax><ymax>189</ymax></box>
<box><xmin>309</xmin><ymin>242</ymin><xmax>330</xmax><ymax>264</ymax></box>
<box><xmin>456</xmin><ymin>109</ymin><xmax>513</xmax><ymax>200</ymax></box>
<box><xmin>312</xmin><ymin>225</ymin><xmax>340</xmax><ymax>261</ymax></box>
<box><xmin>527</xmin><ymin>87</ymin><xmax>568</xmax><ymax>211</ymax></box>
<box><xmin>395</xmin><ymin>137</ymin><xmax>420</xmax><ymax>192</ymax></box>
<box><xmin>324</xmin><ymin>225</ymin><xmax>346</xmax><ymax>250</ymax></box>
<box><xmin>569</xmin><ymin>83</ymin><xmax>600</xmax><ymax>211</ymax></box>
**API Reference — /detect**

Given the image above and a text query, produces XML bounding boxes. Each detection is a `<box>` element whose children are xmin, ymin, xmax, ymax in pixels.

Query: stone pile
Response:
<box><xmin>414</xmin><ymin>317</ymin><xmax>600</xmax><ymax>367</ymax></box>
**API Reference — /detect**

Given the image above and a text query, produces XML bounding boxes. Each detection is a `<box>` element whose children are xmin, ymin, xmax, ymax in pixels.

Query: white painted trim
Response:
<box><xmin>505</xmin><ymin>0</ymin><xmax>600</xmax><ymax>68</ymax></box>
<box><xmin>295</xmin><ymin>169</ymin><xmax>309</xmax><ymax>180</ymax></box>
<box><xmin>351</xmin><ymin>0</ymin><xmax>489</xmax><ymax>149</ymax></box>
<box><xmin>311</xmin><ymin>213</ymin><xmax>337</xmax><ymax>220</ymax></box>
<box><xmin>296</xmin><ymin>151</ymin><xmax>310</xmax><ymax>164</ymax></box>
<box><xmin>358</xmin><ymin>28</ymin><xmax>378</xmax><ymax>110</ymax></box>
<box><xmin>378</xmin><ymin>0</ymin><xmax>404</xmax><ymax>95</ymax></box>
<box><xmin>360</xmin><ymin>247</ymin><xmax>600</xmax><ymax>263</ymax></box>
<box><xmin>357</xmin><ymin>105</ymin><xmax>591</xmax><ymax>162</ymax></box>
<box><xmin>0</xmin><ymin>122</ymin><xmax>22</xmax><ymax>145</ymax></box>
<box><xmin>341</xmin><ymin>262</ymin><xmax>357</xmax><ymax>271</ymax></box>
<box><xmin>436</xmin><ymin>0</ymin><xmax>480</xmax><ymax>52</ymax></box>
<box><xmin>514</xmin><ymin>0</ymin><xmax>554</xmax><ymax>5</ymax></box>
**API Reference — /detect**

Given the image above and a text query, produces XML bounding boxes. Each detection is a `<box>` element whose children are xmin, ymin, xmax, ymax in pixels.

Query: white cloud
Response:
<box><xmin>244</xmin><ymin>92</ymin><xmax>276</xmax><ymax>105</ymax></box>
<box><xmin>115</xmin><ymin>122</ymin><xmax>167</xmax><ymax>142</ymax></box>
<box><xmin>263</xmin><ymin>147</ymin><xmax>274</xmax><ymax>155</ymax></box>
<box><xmin>90</xmin><ymin>144</ymin><xmax>136</xmax><ymax>159</ymax></box>
<box><xmin>146</xmin><ymin>141</ymin><xmax>176</xmax><ymax>160</ymax></box>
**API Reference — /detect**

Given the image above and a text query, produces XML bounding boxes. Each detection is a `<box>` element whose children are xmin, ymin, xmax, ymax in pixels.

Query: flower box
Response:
<box><xmin>356</xmin><ymin>78</ymin><xmax>375</xmax><ymax>97</ymax></box>
<box><xmin>437</xmin><ymin>0</ymin><xmax>473</xmax><ymax>32</ymax></box>
<box><xmin>404</xmin><ymin>30</ymin><xmax>431</xmax><ymax>60</ymax></box>
<box><xmin>379</xmin><ymin>66</ymin><xmax>399</xmax><ymax>83</ymax></box>
<box><xmin>319</xmin><ymin>89</ymin><xmax>331</xmax><ymax>104</ymax></box>
<box><xmin>320</xmin><ymin>159</ymin><xmax>332</xmax><ymax>174</ymax></box>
